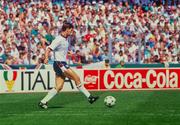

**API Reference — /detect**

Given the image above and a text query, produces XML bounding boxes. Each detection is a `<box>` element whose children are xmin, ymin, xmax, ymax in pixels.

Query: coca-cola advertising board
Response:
<box><xmin>84</xmin><ymin>68</ymin><xmax>180</xmax><ymax>90</ymax></box>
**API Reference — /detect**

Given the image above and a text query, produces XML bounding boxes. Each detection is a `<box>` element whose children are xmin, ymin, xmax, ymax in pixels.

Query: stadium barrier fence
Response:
<box><xmin>0</xmin><ymin>64</ymin><xmax>180</xmax><ymax>93</ymax></box>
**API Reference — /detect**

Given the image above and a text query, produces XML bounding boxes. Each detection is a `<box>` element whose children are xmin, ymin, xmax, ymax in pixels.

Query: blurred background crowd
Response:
<box><xmin>0</xmin><ymin>0</ymin><xmax>179</xmax><ymax>66</ymax></box>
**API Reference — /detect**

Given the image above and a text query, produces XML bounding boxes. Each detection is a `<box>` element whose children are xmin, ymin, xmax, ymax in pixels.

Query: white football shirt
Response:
<box><xmin>48</xmin><ymin>35</ymin><xmax>69</xmax><ymax>62</ymax></box>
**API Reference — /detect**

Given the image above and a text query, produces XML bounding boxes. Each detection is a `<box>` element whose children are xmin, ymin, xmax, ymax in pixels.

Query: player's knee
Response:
<box><xmin>74</xmin><ymin>76</ymin><xmax>80</xmax><ymax>83</ymax></box>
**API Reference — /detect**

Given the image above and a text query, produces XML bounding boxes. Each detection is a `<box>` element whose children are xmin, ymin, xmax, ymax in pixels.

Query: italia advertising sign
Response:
<box><xmin>0</xmin><ymin>70</ymin><xmax>55</xmax><ymax>93</ymax></box>
<box><xmin>0</xmin><ymin>69</ymin><xmax>80</xmax><ymax>93</ymax></box>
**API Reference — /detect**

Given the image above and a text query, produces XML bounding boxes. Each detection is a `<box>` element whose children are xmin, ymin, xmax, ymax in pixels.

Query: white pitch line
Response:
<box><xmin>1</xmin><ymin>112</ymin><xmax>180</xmax><ymax>117</ymax></box>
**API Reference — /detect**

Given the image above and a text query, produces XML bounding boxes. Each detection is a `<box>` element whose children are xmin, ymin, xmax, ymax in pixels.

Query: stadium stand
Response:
<box><xmin>0</xmin><ymin>0</ymin><xmax>179</xmax><ymax>65</ymax></box>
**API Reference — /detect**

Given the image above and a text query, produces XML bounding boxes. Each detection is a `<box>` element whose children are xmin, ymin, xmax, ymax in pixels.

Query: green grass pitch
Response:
<box><xmin>0</xmin><ymin>91</ymin><xmax>180</xmax><ymax>125</ymax></box>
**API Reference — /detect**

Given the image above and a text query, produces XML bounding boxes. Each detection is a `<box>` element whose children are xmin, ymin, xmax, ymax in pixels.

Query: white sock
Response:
<box><xmin>77</xmin><ymin>84</ymin><xmax>91</xmax><ymax>98</ymax></box>
<box><xmin>41</xmin><ymin>88</ymin><xmax>57</xmax><ymax>103</ymax></box>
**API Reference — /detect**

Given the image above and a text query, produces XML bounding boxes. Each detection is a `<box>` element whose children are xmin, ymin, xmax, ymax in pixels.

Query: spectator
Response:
<box><xmin>31</xmin><ymin>55</ymin><xmax>38</xmax><ymax>65</ymax></box>
<box><xmin>17</xmin><ymin>41</ymin><xmax>27</xmax><ymax>53</ymax></box>
<box><xmin>115</xmin><ymin>60</ymin><xmax>125</xmax><ymax>68</ymax></box>
<box><xmin>10</xmin><ymin>42</ymin><xmax>19</xmax><ymax>58</ymax></box>
<box><xmin>4</xmin><ymin>55</ymin><xmax>13</xmax><ymax>65</ymax></box>
<box><xmin>92</xmin><ymin>42</ymin><xmax>103</xmax><ymax>62</ymax></box>
<box><xmin>103</xmin><ymin>59</ymin><xmax>111</xmax><ymax>69</ymax></box>
<box><xmin>114</xmin><ymin>50</ymin><xmax>128</xmax><ymax>63</ymax></box>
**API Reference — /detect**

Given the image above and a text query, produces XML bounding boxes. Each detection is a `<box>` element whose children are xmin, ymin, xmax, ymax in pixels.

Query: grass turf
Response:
<box><xmin>0</xmin><ymin>91</ymin><xmax>180</xmax><ymax>125</ymax></box>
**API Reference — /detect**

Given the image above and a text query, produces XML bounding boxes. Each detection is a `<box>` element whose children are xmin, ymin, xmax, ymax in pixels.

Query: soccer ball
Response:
<box><xmin>104</xmin><ymin>96</ymin><xmax>116</xmax><ymax>107</ymax></box>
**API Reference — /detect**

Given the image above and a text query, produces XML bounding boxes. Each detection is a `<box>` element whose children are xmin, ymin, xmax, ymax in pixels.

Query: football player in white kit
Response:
<box><xmin>39</xmin><ymin>22</ymin><xmax>99</xmax><ymax>109</ymax></box>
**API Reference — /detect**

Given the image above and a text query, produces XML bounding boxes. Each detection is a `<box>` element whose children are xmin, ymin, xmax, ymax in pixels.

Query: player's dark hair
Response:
<box><xmin>61</xmin><ymin>22</ymin><xmax>73</xmax><ymax>32</ymax></box>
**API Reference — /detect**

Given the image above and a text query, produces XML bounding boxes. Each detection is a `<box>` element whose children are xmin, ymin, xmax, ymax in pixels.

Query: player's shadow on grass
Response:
<box><xmin>48</xmin><ymin>105</ymin><xmax>64</xmax><ymax>109</ymax></box>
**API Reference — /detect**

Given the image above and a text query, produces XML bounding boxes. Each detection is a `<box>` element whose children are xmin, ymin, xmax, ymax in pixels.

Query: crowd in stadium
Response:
<box><xmin>0</xmin><ymin>0</ymin><xmax>179</xmax><ymax>66</ymax></box>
